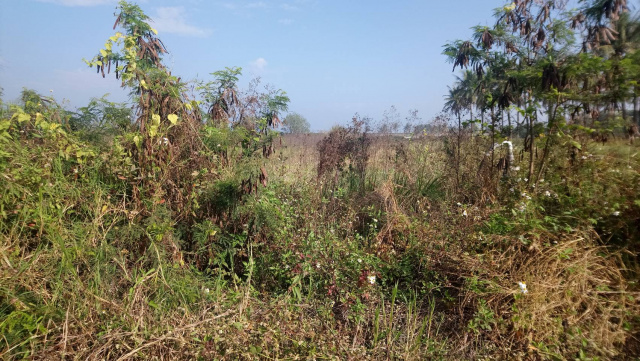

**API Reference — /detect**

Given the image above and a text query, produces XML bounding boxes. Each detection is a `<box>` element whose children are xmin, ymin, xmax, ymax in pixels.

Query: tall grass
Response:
<box><xmin>1</xmin><ymin>102</ymin><xmax>639</xmax><ymax>359</ymax></box>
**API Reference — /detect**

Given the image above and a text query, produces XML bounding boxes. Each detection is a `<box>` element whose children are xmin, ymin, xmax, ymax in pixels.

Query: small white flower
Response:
<box><xmin>544</xmin><ymin>191</ymin><xmax>551</xmax><ymax>197</ymax></box>
<box><xmin>162</xmin><ymin>137</ymin><xmax>170</xmax><ymax>145</ymax></box>
<box><xmin>456</xmin><ymin>202</ymin><xmax>462</xmax><ymax>206</ymax></box>
<box><xmin>581</xmin><ymin>155</ymin><xmax>588</xmax><ymax>160</ymax></box>
<box><xmin>462</xmin><ymin>210</ymin><xmax>468</xmax><ymax>217</ymax></box>
<box><xmin>513</xmin><ymin>166</ymin><xmax>521</xmax><ymax>171</ymax></box>
<box><xmin>367</xmin><ymin>275</ymin><xmax>376</xmax><ymax>285</ymax></box>
<box><xmin>510</xmin><ymin>187</ymin><xmax>515</xmax><ymax>193</ymax></box>
<box><xmin>357</xmin><ymin>258</ymin><xmax>362</xmax><ymax>263</ymax></box>
<box><xmin>373</xmin><ymin>218</ymin><xmax>378</xmax><ymax>223</ymax></box>
<box><xmin>217</xmin><ymin>144</ymin><xmax>221</xmax><ymax>147</ymax></box>
<box><xmin>612</xmin><ymin>211</ymin><xmax>620</xmax><ymax>216</ymax></box>
<box><xmin>524</xmin><ymin>178</ymin><xmax>528</xmax><ymax>182</ymax></box>
<box><xmin>316</xmin><ymin>263</ymin><xmax>320</xmax><ymax>269</ymax></box>
<box><xmin>525</xmin><ymin>195</ymin><xmax>532</xmax><ymax>200</ymax></box>
<box><xmin>517</xmin><ymin>203</ymin><xmax>527</xmax><ymax>212</ymax></box>
<box><xmin>540</xmin><ymin>179</ymin><xmax>544</xmax><ymax>183</ymax></box>
<box><xmin>517</xmin><ymin>282</ymin><xmax>528</xmax><ymax>294</ymax></box>
<box><xmin>204</xmin><ymin>288</ymin><xmax>210</xmax><ymax>294</ymax></box>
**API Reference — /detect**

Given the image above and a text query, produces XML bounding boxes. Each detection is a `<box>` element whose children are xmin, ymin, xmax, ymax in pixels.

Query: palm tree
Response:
<box><xmin>454</xmin><ymin>70</ymin><xmax>480</xmax><ymax>132</ymax></box>
<box><xmin>444</xmin><ymin>85</ymin><xmax>466</xmax><ymax>188</ymax></box>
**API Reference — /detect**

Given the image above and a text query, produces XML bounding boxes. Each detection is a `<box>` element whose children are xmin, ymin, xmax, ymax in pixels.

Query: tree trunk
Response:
<box><xmin>507</xmin><ymin>109</ymin><xmax>512</xmax><ymax>138</ymax></box>
<box><xmin>527</xmin><ymin>96</ymin><xmax>535</xmax><ymax>184</ymax></box>
<box><xmin>457</xmin><ymin>112</ymin><xmax>461</xmax><ymax>190</ymax></box>
<box><xmin>470</xmin><ymin>106</ymin><xmax>474</xmax><ymax>136</ymax></box>
<box><xmin>633</xmin><ymin>91</ymin><xmax>640</xmax><ymax>126</ymax></box>
<box><xmin>491</xmin><ymin>106</ymin><xmax>495</xmax><ymax>179</ymax></box>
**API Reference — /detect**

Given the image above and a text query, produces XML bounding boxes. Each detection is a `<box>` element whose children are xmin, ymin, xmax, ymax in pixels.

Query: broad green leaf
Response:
<box><xmin>152</xmin><ymin>114</ymin><xmax>160</xmax><ymax>125</ymax></box>
<box><xmin>168</xmin><ymin>114</ymin><xmax>178</xmax><ymax>125</ymax></box>
<box><xmin>13</xmin><ymin>113</ymin><xmax>31</xmax><ymax>123</ymax></box>
<box><xmin>100</xmin><ymin>49</ymin><xmax>107</xmax><ymax>57</ymax></box>
<box><xmin>149</xmin><ymin>124</ymin><xmax>158</xmax><ymax>137</ymax></box>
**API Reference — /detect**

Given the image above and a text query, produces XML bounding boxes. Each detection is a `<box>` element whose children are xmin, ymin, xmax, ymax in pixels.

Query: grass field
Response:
<box><xmin>2</xmin><ymin>111</ymin><xmax>639</xmax><ymax>359</ymax></box>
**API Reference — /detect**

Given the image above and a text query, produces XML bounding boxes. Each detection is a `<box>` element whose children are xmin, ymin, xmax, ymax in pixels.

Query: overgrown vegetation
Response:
<box><xmin>1</xmin><ymin>0</ymin><xmax>640</xmax><ymax>359</ymax></box>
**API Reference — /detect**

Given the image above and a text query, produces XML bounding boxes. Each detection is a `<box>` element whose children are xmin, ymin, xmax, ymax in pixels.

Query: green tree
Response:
<box><xmin>282</xmin><ymin>112</ymin><xmax>310</xmax><ymax>134</ymax></box>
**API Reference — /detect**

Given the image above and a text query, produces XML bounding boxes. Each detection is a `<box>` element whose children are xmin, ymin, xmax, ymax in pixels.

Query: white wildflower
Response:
<box><xmin>462</xmin><ymin>210</ymin><xmax>468</xmax><ymax>217</ymax></box>
<box><xmin>162</xmin><ymin>137</ymin><xmax>170</xmax><ymax>145</ymax></box>
<box><xmin>517</xmin><ymin>203</ymin><xmax>526</xmax><ymax>212</ymax></box>
<box><xmin>514</xmin><ymin>166</ymin><xmax>521</xmax><ymax>171</ymax></box>
<box><xmin>373</xmin><ymin>218</ymin><xmax>378</xmax><ymax>223</ymax></box>
<box><xmin>367</xmin><ymin>275</ymin><xmax>376</xmax><ymax>285</ymax></box>
<box><xmin>612</xmin><ymin>211</ymin><xmax>620</xmax><ymax>216</ymax></box>
<box><xmin>357</xmin><ymin>258</ymin><xmax>362</xmax><ymax>263</ymax></box>
<box><xmin>204</xmin><ymin>288</ymin><xmax>210</xmax><ymax>294</ymax></box>
<box><xmin>316</xmin><ymin>263</ymin><xmax>320</xmax><ymax>269</ymax></box>
<box><xmin>517</xmin><ymin>282</ymin><xmax>528</xmax><ymax>294</ymax></box>
<box><xmin>544</xmin><ymin>190</ymin><xmax>551</xmax><ymax>197</ymax></box>
<box><xmin>581</xmin><ymin>155</ymin><xmax>587</xmax><ymax>160</ymax></box>
<box><xmin>456</xmin><ymin>202</ymin><xmax>462</xmax><ymax>206</ymax></box>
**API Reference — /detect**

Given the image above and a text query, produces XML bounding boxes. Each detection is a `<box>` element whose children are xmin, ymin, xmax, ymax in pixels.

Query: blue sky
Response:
<box><xmin>0</xmin><ymin>0</ymin><xmax>501</xmax><ymax>130</ymax></box>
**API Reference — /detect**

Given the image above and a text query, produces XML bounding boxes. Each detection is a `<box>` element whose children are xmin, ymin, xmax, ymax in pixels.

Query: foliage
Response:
<box><xmin>282</xmin><ymin>112</ymin><xmax>310</xmax><ymax>134</ymax></box>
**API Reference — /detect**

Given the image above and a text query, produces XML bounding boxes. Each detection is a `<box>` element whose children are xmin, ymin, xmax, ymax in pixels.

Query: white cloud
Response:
<box><xmin>220</xmin><ymin>2</ymin><xmax>237</xmax><ymax>10</ymax></box>
<box><xmin>280</xmin><ymin>3</ymin><xmax>299</xmax><ymax>11</ymax></box>
<box><xmin>278</xmin><ymin>18</ymin><xmax>293</xmax><ymax>25</ymax></box>
<box><xmin>250</xmin><ymin>57</ymin><xmax>268</xmax><ymax>73</ymax></box>
<box><xmin>245</xmin><ymin>1</ymin><xmax>267</xmax><ymax>8</ymax></box>
<box><xmin>35</xmin><ymin>0</ymin><xmax>114</xmax><ymax>6</ymax></box>
<box><xmin>152</xmin><ymin>7</ymin><xmax>211</xmax><ymax>37</ymax></box>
